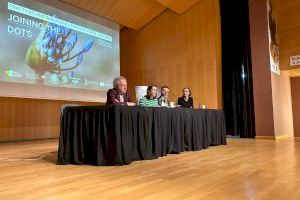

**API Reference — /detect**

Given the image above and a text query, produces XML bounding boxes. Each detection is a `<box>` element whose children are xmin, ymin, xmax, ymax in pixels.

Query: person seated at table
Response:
<box><xmin>177</xmin><ymin>87</ymin><xmax>193</xmax><ymax>108</ymax></box>
<box><xmin>139</xmin><ymin>85</ymin><xmax>159</xmax><ymax>107</ymax></box>
<box><xmin>158</xmin><ymin>86</ymin><xmax>171</xmax><ymax>107</ymax></box>
<box><xmin>106</xmin><ymin>76</ymin><xmax>136</xmax><ymax>106</ymax></box>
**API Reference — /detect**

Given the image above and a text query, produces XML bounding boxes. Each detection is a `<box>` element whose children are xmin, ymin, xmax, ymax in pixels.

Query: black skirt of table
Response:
<box><xmin>57</xmin><ymin>105</ymin><xmax>227</xmax><ymax>166</ymax></box>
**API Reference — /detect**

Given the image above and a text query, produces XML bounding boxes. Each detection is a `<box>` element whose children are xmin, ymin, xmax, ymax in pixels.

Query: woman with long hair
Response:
<box><xmin>139</xmin><ymin>85</ymin><xmax>159</xmax><ymax>107</ymax></box>
<box><xmin>177</xmin><ymin>87</ymin><xmax>193</xmax><ymax>108</ymax></box>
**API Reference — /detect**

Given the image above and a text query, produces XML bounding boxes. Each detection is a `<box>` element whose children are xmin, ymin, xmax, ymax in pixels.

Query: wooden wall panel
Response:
<box><xmin>155</xmin><ymin>0</ymin><xmax>201</xmax><ymax>14</ymax></box>
<box><xmin>0</xmin><ymin>97</ymin><xmax>100</xmax><ymax>142</ymax></box>
<box><xmin>121</xmin><ymin>0</ymin><xmax>222</xmax><ymax>109</ymax></box>
<box><xmin>274</xmin><ymin>0</ymin><xmax>300</xmax><ymax>70</ymax></box>
<box><xmin>60</xmin><ymin>0</ymin><xmax>166</xmax><ymax>30</ymax></box>
<box><xmin>0</xmin><ymin>0</ymin><xmax>221</xmax><ymax>142</ymax></box>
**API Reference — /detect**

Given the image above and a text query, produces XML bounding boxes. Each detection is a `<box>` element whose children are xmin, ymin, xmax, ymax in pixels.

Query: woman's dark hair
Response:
<box><xmin>183</xmin><ymin>87</ymin><xmax>192</xmax><ymax>97</ymax></box>
<box><xmin>146</xmin><ymin>85</ymin><xmax>157</xmax><ymax>99</ymax></box>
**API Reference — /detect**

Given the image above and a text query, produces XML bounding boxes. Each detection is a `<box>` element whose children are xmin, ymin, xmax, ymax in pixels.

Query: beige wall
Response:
<box><xmin>120</xmin><ymin>0</ymin><xmax>222</xmax><ymax>109</ymax></box>
<box><xmin>271</xmin><ymin>71</ymin><xmax>294</xmax><ymax>138</ymax></box>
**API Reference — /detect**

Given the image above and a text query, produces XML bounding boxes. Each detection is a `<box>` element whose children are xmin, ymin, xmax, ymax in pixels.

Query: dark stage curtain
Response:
<box><xmin>220</xmin><ymin>0</ymin><xmax>255</xmax><ymax>138</ymax></box>
<box><xmin>57</xmin><ymin>105</ymin><xmax>227</xmax><ymax>166</ymax></box>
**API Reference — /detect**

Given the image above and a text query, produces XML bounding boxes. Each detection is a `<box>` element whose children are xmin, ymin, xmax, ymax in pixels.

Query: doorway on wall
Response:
<box><xmin>290</xmin><ymin>73</ymin><xmax>300</xmax><ymax>139</ymax></box>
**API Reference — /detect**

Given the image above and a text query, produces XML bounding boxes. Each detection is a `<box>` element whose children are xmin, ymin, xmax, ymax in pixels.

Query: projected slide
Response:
<box><xmin>0</xmin><ymin>0</ymin><xmax>119</xmax><ymax>91</ymax></box>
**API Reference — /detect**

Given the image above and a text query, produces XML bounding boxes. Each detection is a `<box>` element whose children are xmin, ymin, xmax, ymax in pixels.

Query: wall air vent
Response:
<box><xmin>290</xmin><ymin>55</ymin><xmax>300</xmax><ymax>66</ymax></box>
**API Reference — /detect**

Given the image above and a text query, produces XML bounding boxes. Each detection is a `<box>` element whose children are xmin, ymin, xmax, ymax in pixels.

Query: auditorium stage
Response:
<box><xmin>1</xmin><ymin>138</ymin><xmax>300</xmax><ymax>199</ymax></box>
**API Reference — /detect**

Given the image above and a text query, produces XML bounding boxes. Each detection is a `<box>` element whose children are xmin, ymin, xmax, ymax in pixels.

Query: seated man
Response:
<box><xmin>158</xmin><ymin>86</ymin><xmax>170</xmax><ymax>107</ymax></box>
<box><xmin>106</xmin><ymin>76</ymin><xmax>135</xmax><ymax>106</ymax></box>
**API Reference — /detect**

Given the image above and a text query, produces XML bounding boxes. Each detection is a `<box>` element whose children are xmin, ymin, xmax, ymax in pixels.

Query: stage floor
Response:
<box><xmin>0</xmin><ymin>138</ymin><xmax>300</xmax><ymax>200</ymax></box>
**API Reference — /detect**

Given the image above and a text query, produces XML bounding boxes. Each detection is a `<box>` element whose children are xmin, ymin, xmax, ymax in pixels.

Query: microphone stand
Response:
<box><xmin>168</xmin><ymin>90</ymin><xmax>179</xmax><ymax>107</ymax></box>
<box><xmin>193</xmin><ymin>97</ymin><xmax>201</xmax><ymax>109</ymax></box>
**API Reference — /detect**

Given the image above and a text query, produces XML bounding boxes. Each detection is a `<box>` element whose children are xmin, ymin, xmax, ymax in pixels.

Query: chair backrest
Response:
<box><xmin>60</xmin><ymin>104</ymin><xmax>80</xmax><ymax>115</ymax></box>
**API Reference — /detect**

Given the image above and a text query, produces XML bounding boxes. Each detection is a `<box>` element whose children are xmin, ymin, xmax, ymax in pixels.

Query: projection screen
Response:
<box><xmin>0</xmin><ymin>0</ymin><xmax>120</xmax><ymax>102</ymax></box>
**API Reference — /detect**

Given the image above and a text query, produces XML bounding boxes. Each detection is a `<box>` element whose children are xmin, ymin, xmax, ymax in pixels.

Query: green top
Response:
<box><xmin>139</xmin><ymin>96</ymin><xmax>159</xmax><ymax>107</ymax></box>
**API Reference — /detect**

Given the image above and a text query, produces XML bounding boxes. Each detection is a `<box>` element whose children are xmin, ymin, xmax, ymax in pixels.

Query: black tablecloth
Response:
<box><xmin>57</xmin><ymin>105</ymin><xmax>226</xmax><ymax>166</ymax></box>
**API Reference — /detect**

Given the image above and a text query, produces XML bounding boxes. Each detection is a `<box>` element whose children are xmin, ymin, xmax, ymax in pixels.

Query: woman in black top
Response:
<box><xmin>177</xmin><ymin>87</ymin><xmax>193</xmax><ymax>108</ymax></box>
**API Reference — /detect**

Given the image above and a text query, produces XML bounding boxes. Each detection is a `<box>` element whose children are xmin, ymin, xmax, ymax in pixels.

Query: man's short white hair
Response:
<box><xmin>113</xmin><ymin>76</ymin><xmax>127</xmax><ymax>89</ymax></box>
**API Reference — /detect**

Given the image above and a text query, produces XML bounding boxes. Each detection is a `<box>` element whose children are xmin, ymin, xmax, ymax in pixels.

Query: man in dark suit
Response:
<box><xmin>106</xmin><ymin>76</ymin><xmax>135</xmax><ymax>106</ymax></box>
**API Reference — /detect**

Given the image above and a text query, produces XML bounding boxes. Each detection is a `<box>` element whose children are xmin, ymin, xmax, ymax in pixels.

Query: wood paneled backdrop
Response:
<box><xmin>0</xmin><ymin>0</ymin><xmax>222</xmax><ymax>142</ymax></box>
<box><xmin>60</xmin><ymin>0</ymin><xmax>166</xmax><ymax>30</ymax></box>
<box><xmin>0</xmin><ymin>98</ymin><xmax>99</xmax><ymax>142</ymax></box>
<box><xmin>60</xmin><ymin>0</ymin><xmax>201</xmax><ymax>30</ymax></box>
<box><xmin>121</xmin><ymin>0</ymin><xmax>222</xmax><ymax>109</ymax></box>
